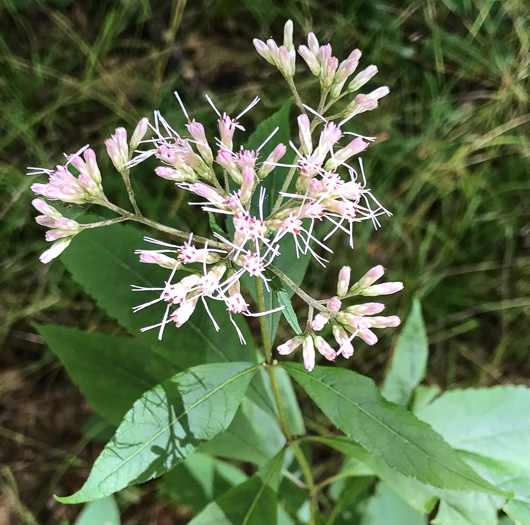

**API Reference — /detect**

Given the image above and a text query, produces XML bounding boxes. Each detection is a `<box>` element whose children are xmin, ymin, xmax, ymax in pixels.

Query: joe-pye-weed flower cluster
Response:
<box><xmin>29</xmin><ymin>20</ymin><xmax>403</xmax><ymax>371</ymax></box>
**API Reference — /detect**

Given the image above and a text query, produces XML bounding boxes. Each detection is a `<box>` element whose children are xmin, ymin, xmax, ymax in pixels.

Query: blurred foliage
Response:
<box><xmin>0</xmin><ymin>0</ymin><xmax>528</xmax><ymax>523</ymax></box>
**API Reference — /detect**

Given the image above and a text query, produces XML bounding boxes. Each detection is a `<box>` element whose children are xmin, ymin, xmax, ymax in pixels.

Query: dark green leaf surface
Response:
<box><xmin>36</xmin><ymin>324</ymin><xmax>174</xmax><ymax>426</ymax></box>
<box><xmin>283</xmin><ymin>363</ymin><xmax>506</xmax><ymax>495</ymax></box>
<box><xmin>161</xmin><ymin>453</ymin><xmax>247</xmax><ymax>513</ymax></box>
<box><xmin>189</xmin><ymin>451</ymin><xmax>285</xmax><ymax>525</ymax></box>
<box><xmin>381</xmin><ymin>299</ymin><xmax>428</xmax><ymax>405</ymax></box>
<box><xmin>268</xmin><ymin>273</ymin><xmax>302</xmax><ymax>335</ymax></box>
<box><xmin>58</xmin><ymin>362</ymin><xmax>259</xmax><ymax>503</ymax></box>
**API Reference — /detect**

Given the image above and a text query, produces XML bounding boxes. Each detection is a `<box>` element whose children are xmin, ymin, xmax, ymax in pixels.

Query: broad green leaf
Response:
<box><xmin>200</xmin><ymin>397</ymin><xmax>285</xmax><ymax>466</ymax></box>
<box><xmin>189</xmin><ymin>450</ymin><xmax>285</xmax><ymax>525</ymax></box>
<box><xmin>282</xmin><ymin>363</ymin><xmax>506</xmax><ymax>495</ymax></box>
<box><xmin>361</xmin><ymin>483</ymin><xmax>426</xmax><ymax>525</ymax></box>
<box><xmin>75</xmin><ymin>496</ymin><xmax>120</xmax><ymax>525</ymax></box>
<box><xmin>327</xmin><ymin>477</ymin><xmax>373</xmax><ymax>525</ymax></box>
<box><xmin>381</xmin><ymin>299</ymin><xmax>428</xmax><ymax>405</ymax></box>
<box><xmin>433</xmin><ymin>492</ymin><xmax>500</xmax><ymax>525</ymax></box>
<box><xmin>415</xmin><ymin>385</ymin><xmax>530</xmax><ymax>469</ymax></box>
<box><xmin>36</xmin><ymin>325</ymin><xmax>174</xmax><ymax>425</ymax></box>
<box><xmin>313</xmin><ymin>436</ymin><xmax>436</xmax><ymax>514</ymax></box>
<box><xmin>58</xmin><ymin>362</ymin><xmax>259</xmax><ymax>503</ymax></box>
<box><xmin>161</xmin><ymin>453</ymin><xmax>247</xmax><ymax>513</ymax></box>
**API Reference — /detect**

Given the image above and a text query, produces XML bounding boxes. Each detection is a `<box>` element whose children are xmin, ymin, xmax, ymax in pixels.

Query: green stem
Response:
<box><xmin>80</xmin><ymin>216</ymin><xmax>128</xmax><ymax>229</ymax></box>
<box><xmin>268</xmin><ymin>265</ymin><xmax>325</xmax><ymax>311</ymax></box>
<box><xmin>286</xmin><ymin>76</ymin><xmax>305</xmax><ymax>113</ymax></box>
<box><xmin>291</xmin><ymin>442</ymin><xmax>318</xmax><ymax>524</ymax></box>
<box><xmin>120</xmin><ymin>168</ymin><xmax>142</xmax><ymax>216</ymax></box>
<box><xmin>96</xmin><ymin>196</ymin><xmax>227</xmax><ymax>249</ymax></box>
<box><xmin>270</xmin><ymin>165</ymin><xmax>298</xmax><ymax>216</ymax></box>
<box><xmin>254</xmin><ymin>276</ymin><xmax>272</xmax><ymax>364</ymax></box>
<box><xmin>267</xmin><ymin>366</ymin><xmax>293</xmax><ymax>440</ymax></box>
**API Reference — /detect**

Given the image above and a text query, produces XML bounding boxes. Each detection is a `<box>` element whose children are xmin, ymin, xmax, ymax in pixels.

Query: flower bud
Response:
<box><xmin>369</xmin><ymin>315</ymin><xmax>401</xmax><ymax>328</ymax></box>
<box><xmin>311</xmin><ymin>312</ymin><xmax>330</xmax><ymax>332</ymax></box>
<box><xmin>307</xmin><ymin>32</ymin><xmax>320</xmax><ymax>56</ymax></box>
<box><xmin>325</xmin><ymin>137</ymin><xmax>368</xmax><ymax>170</ymax></box>
<box><xmin>32</xmin><ymin>198</ymin><xmax>62</xmax><ymax>219</ymax></box>
<box><xmin>189</xmin><ymin>183</ymin><xmax>225</xmax><ymax>206</ymax></box>
<box><xmin>277</xmin><ymin>337</ymin><xmax>302</xmax><ymax>355</ymax></box>
<box><xmin>139</xmin><ymin>251</ymin><xmax>179</xmax><ymax>269</ymax></box>
<box><xmin>298</xmin><ymin>45</ymin><xmax>320</xmax><ymax>75</ymax></box>
<box><xmin>302</xmin><ymin>335</ymin><xmax>316</xmax><ymax>372</ymax></box>
<box><xmin>130</xmin><ymin>118</ymin><xmax>149</xmax><ymax>150</ymax></box>
<box><xmin>328</xmin><ymin>297</ymin><xmax>342</xmax><ymax>312</ymax></box>
<box><xmin>253</xmin><ymin>39</ymin><xmax>275</xmax><ymax>64</ymax></box>
<box><xmin>240</xmin><ymin>166</ymin><xmax>255</xmax><ymax>206</ymax></box>
<box><xmin>345</xmin><ymin>303</ymin><xmax>385</xmax><ymax>316</ymax></box>
<box><xmin>283</xmin><ymin>20</ymin><xmax>294</xmax><ymax>50</ymax></box>
<box><xmin>258</xmin><ymin>143</ymin><xmax>286</xmax><ymax>179</ymax></box>
<box><xmin>155</xmin><ymin>166</ymin><xmax>193</xmax><ymax>182</ymax></box>
<box><xmin>337</xmin><ymin>266</ymin><xmax>351</xmax><ymax>297</ymax></box>
<box><xmin>366</xmin><ymin>86</ymin><xmax>390</xmax><ymax>101</ymax></box>
<box><xmin>333</xmin><ymin>325</ymin><xmax>354</xmax><ymax>359</ymax></box>
<box><xmin>40</xmin><ymin>238</ymin><xmax>71</xmax><ymax>264</ymax></box>
<box><xmin>298</xmin><ymin>114</ymin><xmax>312</xmax><ymax>155</ymax></box>
<box><xmin>314</xmin><ymin>336</ymin><xmax>337</xmax><ymax>361</ymax></box>
<box><xmin>357</xmin><ymin>265</ymin><xmax>385</xmax><ymax>289</ymax></box>
<box><xmin>362</xmin><ymin>282</ymin><xmax>404</xmax><ymax>296</ymax></box>
<box><xmin>347</xmin><ymin>65</ymin><xmax>378</xmax><ymax>92</ymax></box>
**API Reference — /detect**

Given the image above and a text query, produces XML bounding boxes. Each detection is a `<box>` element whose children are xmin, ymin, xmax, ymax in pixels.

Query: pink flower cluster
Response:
<box><xmin>278</xmin><ymin>265</ymin><xmax>403</xmax><ymax>371</ymax></box>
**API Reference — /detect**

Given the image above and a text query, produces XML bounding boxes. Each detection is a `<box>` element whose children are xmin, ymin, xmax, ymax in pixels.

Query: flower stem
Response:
<box><xmin>96</xmin><ymin>196</ymin><xmax>227</xmax><ymax>249</ymax></box>
<box><xmin>286</xmin><ymin>76</ymin><xmax>305</xmax><ymax>114</ymax></box>
<box><xmin>254</xmin><ymin>276</ymin><xmax>272</xmax><ymax>364</ymax></box>
<box><xmin>270</xmin><ymin>165</ymin><xmax>298</xmax><ymax>215</ymax></box>
<box><xmin>120</xmin><ymin>168</ymin><xmax>142</xmax><ymax>216</ymax></box>
<box><xmin>268</xmin><ymin>265</ymin><xmax>325</xmax><ymax>311</ymax></box>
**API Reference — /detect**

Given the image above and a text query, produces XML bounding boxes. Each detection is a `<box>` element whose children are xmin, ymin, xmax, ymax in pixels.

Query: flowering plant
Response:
<box><xmin>31</xmin><ymin>21</ymin><xmax>528</xmax><ymax>524</ymax></box>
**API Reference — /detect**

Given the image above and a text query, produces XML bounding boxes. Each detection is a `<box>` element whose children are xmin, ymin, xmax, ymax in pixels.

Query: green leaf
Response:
<box><xmin>161</xmin><ymin>453</ymin><xmax>247</xmax><ymax>513</ymax></box>
<box><xmin>208</xmin><ymin>211</ymin><xmax>226</xmax><ymax>237</ymax></box>
<box><xmin>200</xmin><ymin>397</ymin><xmax>285</xmax><ymax>467</ymax></box>
<box><xmin>74</xmin><ymin>496</ymin><xmax>120</xmax><ymax>525</ymax></box>
<box><xmin>268</xmin><ymin>272</ymin><xmax>302</xmax><ymax>335</ymax></box>
<box><xmin>36</xmin><ymin>325</ymin><xmax>175</xmax><ymax>426</ymax></box>
<box><xmin>505</xmin><ymin>499</ymin><xmax>530</xmax><ymax>524</ymax></box>
<box><xmin>58</xmin><ymin>362</ymin><xmax>259</xmax><ymax>503</ymax></box>
<box><xmin>189</xmin><ymin>450</ymin><xmax>285</xmax><ymax>525</ymax></box>
<box><xmin>415</xmin><ymin>385</ymin><xmax>530</xmax><ymax>470</ymax></box>
<box><xmin>282</xmin><ymin>363</ymin><xmax>507</xmax><ymax>495</ymax></box>
<box><xmin>61</xmin><ymin>224</ymin><xmax>278</xmax><ymax>418</ymax></box>
<box><xmin>61</xmin><ymin>224</ymin><xmax>259</xmax><ymax>369</ymax></box>
<box><xmin>361</xmin><ymin>483</ymin><xmax>426</xmax><ymax>525</ymax></box>
<box><xmin>313</xmin><ymin>436</ymin><xmax>436</xmax><ymax>514</ymax></box>
<box><xmin>381</xmin><ymin>299</ymin><xmax>428</xmax><ymax>405</ymax></box>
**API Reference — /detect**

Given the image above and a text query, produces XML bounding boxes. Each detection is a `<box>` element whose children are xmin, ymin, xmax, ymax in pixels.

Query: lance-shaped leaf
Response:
<box><xmin>36</xmin><ymin>325</ymin><xmax>175</xmax><ymax>426</ymax></box>
<box><xmin>57</xmin><ymin>362</ymin><xmax>260</xmax><ymax>503</ymax></box>
<box><xmin>381</xmin><ymin>299</ymin><xmax>428</xmax><ymax>405</ymax></box>
<box><xmin>189</xmin><ymin>450</ymin><xmax>285</xmax><ymax>525</ymax></box>
<box><xmin>282</xmin><ymin>363</ymin><xmax>507</xmax><ymax>495</ymax></box>
<box><xmin>311</xmin><ymin>435</ymin><xmax>437</xmax><ymax>514</ymax></box>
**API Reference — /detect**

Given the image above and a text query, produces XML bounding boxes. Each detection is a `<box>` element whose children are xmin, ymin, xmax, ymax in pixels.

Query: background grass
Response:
<box><xmin>0</xmin><ymin>0</ymin><xmax>528</xmax><ymax>523</ymax></box>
